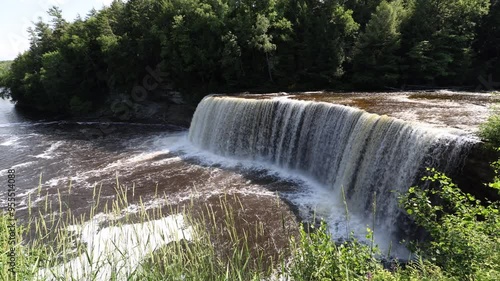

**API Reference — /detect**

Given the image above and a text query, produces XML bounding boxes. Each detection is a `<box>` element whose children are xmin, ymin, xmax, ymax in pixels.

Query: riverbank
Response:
<box><xmin>12</xmin><ymin>98</ymin><xmax>197</xmax><ymax>129</ymax></box>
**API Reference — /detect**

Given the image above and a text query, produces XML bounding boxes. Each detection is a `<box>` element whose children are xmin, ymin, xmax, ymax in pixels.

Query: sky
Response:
<box><xmin>0</xmin><ymin>0</ymin><xmax>114</xmax><ymax>61</ymax></box>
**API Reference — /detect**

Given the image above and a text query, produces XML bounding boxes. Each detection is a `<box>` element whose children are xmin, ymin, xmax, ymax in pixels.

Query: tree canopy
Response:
<box><xmin>0</xmin><ymin>0</ymin><xmax>498</xmax><ymax>115</ymax></box>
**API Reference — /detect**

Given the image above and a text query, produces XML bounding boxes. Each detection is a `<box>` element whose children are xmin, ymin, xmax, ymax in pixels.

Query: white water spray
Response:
<box><xmin>188</xmin><ymin>96</ymin><xmax>476</xmax><ymax>247</ymax></box>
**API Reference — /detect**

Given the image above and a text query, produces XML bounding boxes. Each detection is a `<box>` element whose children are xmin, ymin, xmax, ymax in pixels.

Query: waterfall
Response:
<box><xmin>188</xmin><ymin>95</ymin><xmax>475</xmax><ymax>241</ymax></box>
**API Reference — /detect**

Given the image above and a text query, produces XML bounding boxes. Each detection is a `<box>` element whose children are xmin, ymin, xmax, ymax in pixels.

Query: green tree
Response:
<box><xmin>158</xmin><ymin>0</ymin><xmax>230</xmax><ymax>95</ymax></box>
<box><xmin>344</xmin><ymin>0</ymin><xmax>384</xmax><ymax>28</ymax></box>
<box><xmin>39</xmin><ymin>50</ymin><xmax>72</xmax><ymax>111</ymax></box>
<box><xmin>251</xmin><ymin>14</ymin><xmax>277</xmax><ymax>82</ymax></box>
<box><xmin>279</xmin><ymin>0</ymin><xmax>359</xmax><ymax>87</ymax></box>
<box><xmin>352</xmin><ymin>0</ymin><xmax>407</xmax><ymax>89</ymax></box>
<box><xmin>474</xmin><ymin>0</ymin><xmax>500</xmax><ymax>85</ymax></box>
<box><xmin>47</xmin><ymin>6</ymin><xmax>68</xmax><ymax>42</ymax></box>
<box><xmin>226</xmin><ymin>0</ymin><xmax>291</xmax><ymax>87</ymax></box>
<box><xmin>2</xmin><ymin>0</ymin><xmax>499</xmax><ymax>115</ymax></box>
<box><xmin>220</xmin><ymin>31</ymin><xmax>242</xmax><ymax>86</ymax></box>
<box><xmin>401</xmin><ymin>0</ymin><xmax>490</xmax><ymax>85</ymax></box>
<box><xmin>2</xmin><ymin>53</ymin><xmax>42</xmax><ymax>107</ymax></box>
<box><xmin>4</xmin><ymin>17</ymin><xmax>56</xmax><ymax>110</ymax></box>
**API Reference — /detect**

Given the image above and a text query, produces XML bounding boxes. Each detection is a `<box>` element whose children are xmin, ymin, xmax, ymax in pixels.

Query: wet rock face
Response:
<box><xmin>126</xmin><ymin>101</ymin><xmax>196</xmax><ymax>128</ymax></box>
<box><xmin>95</xmin><ymin>98</ymin><xmax>196</xmax><ymax>128</ymax></box>
<box><xmin>455</xmin><ymin>143</ymin><xmax>500</xmax><ymax>201</ymax></box>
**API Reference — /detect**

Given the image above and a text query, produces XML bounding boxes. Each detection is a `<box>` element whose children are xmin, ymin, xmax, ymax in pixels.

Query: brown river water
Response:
<box><xmin>0</xmin><ymin>91</ymin><xmax>497</xmax><ymax>278</ymax></box>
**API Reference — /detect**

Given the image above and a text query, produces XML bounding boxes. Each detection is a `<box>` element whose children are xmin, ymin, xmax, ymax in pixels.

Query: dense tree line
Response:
<box><xmin>0</xmin><ymin>0</ymin><xmax>498</xmax><ymax>115</ymax></box>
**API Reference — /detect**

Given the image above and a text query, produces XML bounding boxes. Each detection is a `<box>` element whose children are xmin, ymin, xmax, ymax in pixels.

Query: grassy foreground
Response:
<box><xmin>1</xmin><ymin>168</ymin><xmax>499</xmax><ymax>280</ymax></box>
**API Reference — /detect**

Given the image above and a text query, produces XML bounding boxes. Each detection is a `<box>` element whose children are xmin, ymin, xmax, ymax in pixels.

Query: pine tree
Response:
<box><xmin>352</xmin><ymin>0</ymin><xmax>407</xmax><ymax>89</ymax></box>
<box><xmin>475</xmin><ymin>0</ymin><xmax>500</xmax><ymax>87</ymax></box>
<box><xmin>401</xmin><ymin>0</ymin><xmax>490</xmax><ymax>85</ymax></box>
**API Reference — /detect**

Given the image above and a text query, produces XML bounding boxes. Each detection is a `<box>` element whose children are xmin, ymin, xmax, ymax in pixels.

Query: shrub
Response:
<box><xmin>479</xmin><ymin>109</ymin><xmax>500</xmax><ymax>147</ymax></box>
<box><xmin>287</xmin><ymin>221</ymin><xmax>384</xmax><ymax>281</ymax></box>
<box><xmin>400</xmin><ymin>168</ymin><xmax>500</xmax><ymax>280</ymax></box>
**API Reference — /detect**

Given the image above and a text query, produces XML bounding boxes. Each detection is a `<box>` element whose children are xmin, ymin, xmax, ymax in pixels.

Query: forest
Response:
<box><xmin>0</xmin><ymin>0</ymin><xmax>499</xmax><ymax>114</ymax></box>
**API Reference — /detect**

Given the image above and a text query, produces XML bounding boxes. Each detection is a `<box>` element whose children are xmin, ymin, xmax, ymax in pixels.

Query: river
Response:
<box><xmin>0</xmin><ymin>91</ymin><xmax>492</xmax><ymax>274</ymax></box>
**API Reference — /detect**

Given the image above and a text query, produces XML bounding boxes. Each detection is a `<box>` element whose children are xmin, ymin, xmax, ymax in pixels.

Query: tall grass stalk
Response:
<box><xmin>2</xmin><ymin>168</ymin><xmax>498</xmax><ymax>281</ymax></box>
<box><xmin>341</xmin><ymin>185</ymin><xmax>350</xmax><ymax>238</ymax></box>
<box><xmin>370</xmin><ymin>191</ymin><xmax>377</xmax><ymax>254</ymax></box>
<box><xmin>1</xmin><ymin>178</ymin><xmax>292</xmax><ymax>281</ymax></box>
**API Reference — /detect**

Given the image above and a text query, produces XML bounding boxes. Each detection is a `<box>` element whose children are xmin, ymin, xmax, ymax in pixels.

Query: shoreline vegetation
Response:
<box><xmin>1</xmin><ymin>167</ymin><xmax>499</xmax><ymax>280</ymax></box>
<box><xmin>0</xmin><ymin>61</ymin><xmax>12</xmax><ymax>78</ymax></box>
<box><xmin>1</xmin><ymin>0</ymin><xmax>500</xmax><ymax>280</ymax></box>
<box><xmin>0</xmin><ymin>0</ymin><xmax>499</xmax><ymax>118</ymax></box>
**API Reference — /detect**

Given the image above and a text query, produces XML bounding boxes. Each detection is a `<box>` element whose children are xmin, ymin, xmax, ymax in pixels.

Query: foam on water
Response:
<box><xmin>0</xmin><ymin>121</ymin><xmax>61</xmax><ymax>128</ymax></box>
<box><xmin>0</xmin><ymin>136</ymin><xmax>20</xmax><ymax>146</ymax></box>
<box><xmin>36</xmin><ymin>213</ymin><xmax>192</xmax><ymax>281</ymax></box>
<box><xmin>186</xmin><ymin>95</ymin><xmax>478</xmax><ymax>256</ymax></box>
<box><xmin>11</xmin><ymin>161</ymin><xmax>35</xmax><ymax>169</ymax></box>
<box><xmin>160</xmin><ymin>132</ymin><xmax>390</xmax><ymax>253</ymax></box>
<box><xmin>33</xmin><ymin>141</ymin><xmax>65</xmax><ymax>159</ymax></box>
<box><xmin>102</xmin><ymin>151</ymin><xmax>170</xmax><ymax>171</ymax></box>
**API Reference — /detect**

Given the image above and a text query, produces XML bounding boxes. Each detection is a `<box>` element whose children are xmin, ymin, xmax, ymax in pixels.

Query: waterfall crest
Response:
<box><xmin>188</xmin><ymin>95</ymin><xmax>475</xmax><ymax>234</ymax></box>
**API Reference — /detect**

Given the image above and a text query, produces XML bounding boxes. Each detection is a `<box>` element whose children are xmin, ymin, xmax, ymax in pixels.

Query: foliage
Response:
<box><xmin>474</xmin><ymin>1</ymin><xmax>500</xmax><ymax>81</ymax></box>
<box><xmin>0</xmin><ymin>61</ymin><xmax>12</xmax><ymax>98</ymax></box>
<box><xmin>0</xmin><ymin>61</ymin><xmax>12</xmax><ymax>77</ymax></box>
<box><xmin>352</xmin><ymin>0</ymin><xmax>407</xmax><ymax>89</ymax></box>
<box><xmin>0</xmin><ymin>213</ymin><xmax>43</xmax><ymax>280</ymax></box>
<box><xmin>400</xmin><ymin>168</ymin><xmax>500</xmax><ymax>279</ymax></box>
<box><xmin>288</xmin><ymin>222</ymin><xmax>382</xmax><ymax>280</ymax></box>
<box><xmin>401</xmin><ymin>0</ymin><xmax>490</xmax><ymax>85</ymax></box>
<box><xmin>480</xmin><ymin>109</ymin><xmax>500</xmax><ymax>147</ymax></box>
<box><xmin>1</xmin><ymin>0</ymin><xmax>497</xmax><ymax>115</ymax></box>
